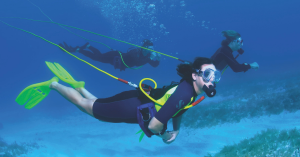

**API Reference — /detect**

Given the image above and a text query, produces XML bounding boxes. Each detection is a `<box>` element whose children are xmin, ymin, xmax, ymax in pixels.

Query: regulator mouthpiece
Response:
<box><xmin>203</xmin><ymin>84</ymin><xmax>216</xmax><ymax>97</ymax></box>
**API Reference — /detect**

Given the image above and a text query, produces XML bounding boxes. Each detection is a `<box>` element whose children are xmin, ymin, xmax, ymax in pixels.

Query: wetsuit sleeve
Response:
<box><xmin>154</xmin><ymin>81</ymin><xmax>194</xmax><ymax>125</ymax></box>
<box><xmin>126</xmin><ymin>49</ymin><xmax>139</xmax><ymax>57</ymax></box>
<box><xmin>221</xmin><ymin>52</ymin><xmax>251</xmax><ymax>72</ymax></box>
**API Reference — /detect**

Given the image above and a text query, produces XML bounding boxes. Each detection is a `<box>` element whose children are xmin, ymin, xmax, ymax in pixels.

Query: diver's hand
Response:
<box><xmin>250</xmin><ymin>62</ymin><xmax>259</xmax><ymax>70</ymax></box>
<box><xmin>162</xmin><ymin>130</ymin><xmax>179</xmax><ymax>144</ymax></box>
<box><xmin>158</xmin><ymin>131</ymin><xmax>172</xmax><ymax>141</ymax></box>
<box><xmin>237</xmin><ymin>48</ymin><xmax>244</xmax><ymax>55</ymax></box>
<box><xmin>58</xmin><ymin>42</ymin><xmax>79</xmax><ymax>53</ymax></box>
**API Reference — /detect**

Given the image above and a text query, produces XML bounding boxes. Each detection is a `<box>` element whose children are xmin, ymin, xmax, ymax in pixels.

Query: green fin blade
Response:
<box><xmin>136</xmin><ymin>129</ymin><xmax>143</xmax><ymax>134</ymax></box>
<box><xmin>15</xmin><ymin>77</ymin><xmax>58</xmax><ymax>109</ymax></box>
<box><xmin>46</xmin><ymin>61</ymin><xmax>85</xmax><ymax>88</ymax></box>
<box><xmin>46</xmin><ymin>62</ymin><xmax>68</xmax><ymax>81</ymax></box>
<box><xmin>54</xmin><ymin>62</ymin><xmax>75</xmax><ymax>81</ymax></box>
<box><xmin>136</xmin><ymin>129</ymin><xmax>146</xmax><ymax>142</ymax></box>
<box><xmin>16</xmin><ymin>87</ymin><xmax>35</xmax><ymax>105</ymax></box>
<box><xmin>139</xmin><ymin>132</ymin><xmax>145</xmax><ymax>142</ymax></box>
<box><xmin>24</xmin><ymin>91</ymin><xmax>49</xmax><ymax>109</ymax></box>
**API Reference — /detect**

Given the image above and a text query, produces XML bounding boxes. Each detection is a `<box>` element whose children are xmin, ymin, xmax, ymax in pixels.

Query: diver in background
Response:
<box><xmin>59</xmin><ymin>39</ymin><xmax>161</xmax><ymax>71</ymax></box>
<box><xmin>211</xmin><ymin>30</ymin><xmax>259</xmax><ymax>73</ymax></box>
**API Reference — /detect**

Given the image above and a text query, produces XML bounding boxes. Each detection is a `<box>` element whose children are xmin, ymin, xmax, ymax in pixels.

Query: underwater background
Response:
<box><xmin>0</xmin><ymin>0</ymin><xmax>300</xmax><ymax>156</ymax></box>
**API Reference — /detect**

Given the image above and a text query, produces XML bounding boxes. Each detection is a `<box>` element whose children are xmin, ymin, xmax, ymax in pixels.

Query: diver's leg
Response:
<box><xmin>93</xmin><ymin>90</ymin><xmax>141</xmax><ymax>123</ymax></box>
<box><xmin>76</xmin><ymin>88</ymin><xmax>97</xmax><ymax>99</ymax></box>
<box><xmin>50</xmin><ymin>82</ymin><xmax>96</xmax><ymax>117</ymax></box>
<box><xmin>79</xmin><ymin>43</ymin><xmax>120</xmax><ymax>65</ymax></box>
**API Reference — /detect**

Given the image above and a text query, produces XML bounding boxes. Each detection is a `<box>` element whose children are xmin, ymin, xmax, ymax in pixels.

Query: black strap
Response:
<box><xmin>139</xmin><ymin>108</ymin><xmax>151</xmax><ymax>122</ymax></box>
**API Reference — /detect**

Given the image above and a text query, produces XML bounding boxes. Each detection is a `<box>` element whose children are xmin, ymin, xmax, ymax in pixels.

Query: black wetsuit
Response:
<box><xmin>211</xmin><ymin>45</ymin><xmax>251</xmax><ymax>72</ymax></box>
<box><xmin>92</xmin><ymin>80</ymin><xmax>197</xmax><ymax>124</ymax></box>
<box><xmin>79</xmin><ymin>46</ymin><xmax>160</xmax><ymax>71</ymax></box>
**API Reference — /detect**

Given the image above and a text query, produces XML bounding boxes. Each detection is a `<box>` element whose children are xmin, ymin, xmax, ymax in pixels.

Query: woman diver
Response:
<box><xmin>16</xmin><ymin>57</ymin><xmax>220</xmax><ymax>144</ymax></box>
<box><xmin>211</xmin><ymin>30</ymin><xmax>259</xmax><ymax>73</ymax></box>
<box><xmin>59</xmin><ymin>39</ymin><xmax>161</xmax><ymax>71</ymax></box>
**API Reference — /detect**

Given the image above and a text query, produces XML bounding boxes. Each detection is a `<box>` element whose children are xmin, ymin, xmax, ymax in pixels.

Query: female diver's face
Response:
<box><xmin>229</xmin><ymin>37</ymin><xmax>243</xmax><ymax>51</ymax></box>
<box><xmin>192</xmin><ymin>64</ymin><xmax>216</xmax><ymax>95</ymax></box>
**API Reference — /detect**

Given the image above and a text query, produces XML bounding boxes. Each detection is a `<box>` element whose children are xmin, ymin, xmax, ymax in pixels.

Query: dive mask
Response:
<box><xmin>234</xmin><ymin>37</ymin><xmax>243</xmax><ymax>46</ymax></box>
<box><xmin>196</xmin><ymin>68</ymin><xmax>221</xmax><ymax>83</ymax></box>
<box><xmin>195</xmin><ymin>68</ymin><xmax>220</xmax><ymax>97</ymax></box>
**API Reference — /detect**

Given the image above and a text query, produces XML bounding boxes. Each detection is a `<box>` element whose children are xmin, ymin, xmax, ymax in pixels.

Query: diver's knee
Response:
<box><xmin>78</xmin><ymin>98</ymin><xmax>94</xmax><ymax>114</ymax></box>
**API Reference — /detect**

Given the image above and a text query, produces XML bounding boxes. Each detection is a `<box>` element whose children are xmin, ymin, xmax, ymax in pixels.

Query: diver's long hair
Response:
<box><xmin>177</xmin><ymin>57</ymin><xmax>214</xmax><ymax>82</ymax></box>
<box><xmin>221</xmin><ymin>30</ymin><xmax>241</xmax><ymax>46</ymax></box>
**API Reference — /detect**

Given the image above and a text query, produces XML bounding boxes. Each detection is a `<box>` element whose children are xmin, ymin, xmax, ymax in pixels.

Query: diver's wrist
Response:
<box><xmin>153</xmin><ymin>129</ymin><xmax>166</xmax><ymax>136</ymax></box>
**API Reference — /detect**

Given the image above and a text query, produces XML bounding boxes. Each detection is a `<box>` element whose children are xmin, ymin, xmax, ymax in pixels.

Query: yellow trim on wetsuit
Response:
<box><xmin>139</xmin><ymin>79</ymin><xmax>195</xmax><ymax>115</ymax></box>
<box><xmin>154</xmin><ymin>86</ymin><xmax>194</xmax><ymax>117</ymax></box>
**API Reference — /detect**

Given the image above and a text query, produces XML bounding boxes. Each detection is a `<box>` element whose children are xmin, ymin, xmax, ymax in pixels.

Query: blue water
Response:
<box><xmin>0</xmin><ymin>0</ymin><xmax>299</xmax><ymax>156</ymax></box>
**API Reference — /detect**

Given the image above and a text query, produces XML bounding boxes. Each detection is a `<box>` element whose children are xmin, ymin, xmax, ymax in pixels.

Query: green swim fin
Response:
<box><xmin>45</xmin><ymin>61</ymin><xmax>85</xmax><ymax>88</ymax></box>
<box><xmin>136</xmin><ymin>129</ymin><xmax>146</xmax><ymax>142</ymax></box>
<box><xmin>15</xmin><ymin>77</ymin><xmax>59</xmax><ymax>109</ymax></box>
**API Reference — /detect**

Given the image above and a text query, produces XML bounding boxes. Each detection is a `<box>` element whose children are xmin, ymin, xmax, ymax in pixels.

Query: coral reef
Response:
<box><xmin>211</xmin><ymin>128</ymin><xmax>300</xmax><ymax>157</ymax></box>
<box><xmin>181</xmin><ymin>73</ymin><xmax>300</xmax><ymax>129</ymax></box>
<box><xmin>0</xmin><ymin>137</ymin><xmax>39</xmax><ymax>157</ymax></box>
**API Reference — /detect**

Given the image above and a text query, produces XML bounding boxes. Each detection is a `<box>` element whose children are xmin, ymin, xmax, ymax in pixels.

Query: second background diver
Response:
<box><xmin>59</xmin><ymin>39</ymin><xmax>161</xmax><ymax>71</ymax></box>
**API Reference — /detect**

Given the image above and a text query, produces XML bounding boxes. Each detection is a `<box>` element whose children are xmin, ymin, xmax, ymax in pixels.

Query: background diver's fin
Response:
<box><xmin>15</xmin><ymin>77</ymin><xmax>59</xmax><ymax>109</ymax></box>
<box><xmin>136</xmin><ymin>129</ymin><xmax>146</xmax><ymax>142</ymax></box>
<box><xmin>45</xmin><ymin>61</ymin><xmax>85</xmax><ymax>88</ymax></box>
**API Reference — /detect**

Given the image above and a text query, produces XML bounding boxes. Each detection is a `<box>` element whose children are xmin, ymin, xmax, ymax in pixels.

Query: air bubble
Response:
<box><xmin>180</xmin><ymin>1</ymin><xmax>185</xmax><ymax>7</ymax></box>
<box><xmin>148</xmin><ymin>4</ymin><xmax>155</xmax><ymax>9</ymax></box>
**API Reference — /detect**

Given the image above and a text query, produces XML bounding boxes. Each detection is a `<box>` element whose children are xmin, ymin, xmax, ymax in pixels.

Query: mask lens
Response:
<box><xmin>147</xmin><ymin>46</ymin><xmax>154</xmax><ymax>50</ymax></box>
<box><xmin>202</xmin><ymin>69</ymin><xmax>221</xmax><ymax>83</ymax></box>
<box><xmin>236</xmin><ymin>38</ymin><xmax>243</xmax><ymax>44</ymax></box>
<box><xmin>203</xmin><ymin>70</ymin><xmax>212</xmax><ymax>80</ymax></box>
<box><xmin>214</xmin><ymin>71</ymin><xmax>221</xmax><ymax>83</ymax></box>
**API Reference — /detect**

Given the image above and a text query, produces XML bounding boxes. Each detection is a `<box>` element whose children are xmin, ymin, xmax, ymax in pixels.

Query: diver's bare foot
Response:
<box><xmin>50</xmin><ymin>81</ymin><xmax>59</xmax><ymax>89</ymax></box>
